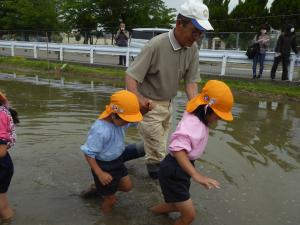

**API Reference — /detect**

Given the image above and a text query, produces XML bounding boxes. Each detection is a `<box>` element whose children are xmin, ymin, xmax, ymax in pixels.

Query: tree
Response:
<box><xmin>229</xmin><ymin>0</ymin><xmax>269</xmax><ymax>32</ymax></box>
<box><xmin>269</xmin><ymin>0</ymin><xmax>300</xmax><ymax>31</ymax></box>
<box><xmin>203</xmin><ymin>0</ymin><xmax>230</xmax><ymax>32</ymax></box>
<box><xmin>0</xmin><ymin>0</ymin><xmax>59</xmax><ymax>30</ymax></box>
<box><xmin>0</xmin><ymin>0</ymin><xmax>60</xmax><ymax>41</ymax></box>
<box><xmin>0</xmin><ymin>0</ymin><xmax>18</xmax><ymax>30</ymax></box>
<box><xmin>60</xmin><ymin>0</ymin><xmax>98</xmax><ymax>44</ymax></box>
<box><xmin>96</xmin><ymin>0</ymin><xmax>176</xmax><ymax>33</ymax></box>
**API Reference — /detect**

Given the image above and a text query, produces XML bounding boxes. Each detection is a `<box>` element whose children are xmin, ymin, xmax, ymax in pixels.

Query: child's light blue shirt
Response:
<box><xmin>81</xmin><ymin>119</ymin><xmax>130</xmax><ymax>161</ymax></box>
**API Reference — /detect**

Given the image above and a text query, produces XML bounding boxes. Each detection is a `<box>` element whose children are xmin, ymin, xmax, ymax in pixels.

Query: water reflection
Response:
<box><xmin>1</xmin><ymin>77</ymin><xmax>300</xmax><ymax>225</ymax></box>
<box><xmin>224</xmin><ymin>96</ymin><xmax>299</xmax><ymax>172</ymax></box>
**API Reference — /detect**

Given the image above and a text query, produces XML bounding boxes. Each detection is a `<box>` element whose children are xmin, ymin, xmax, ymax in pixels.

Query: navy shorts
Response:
<box><xmin>158</xmin><ymin>154</ymin><xmax>195</xmax><ymax>203</ymax></box>
<box><xmin>92</xmin><ymin>155</ymin><xmax>128</xmax><ymax>196</ymax></box>
<box><xmin>0</xmin><ymin>140</ymin><xmax>14</xmax><ymax>193</ymax></box>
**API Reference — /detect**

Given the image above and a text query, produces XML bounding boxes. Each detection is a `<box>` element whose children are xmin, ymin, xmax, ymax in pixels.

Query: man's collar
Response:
<box><xmin>168</xmin><ymin>28</ymin><xmax>182</xmax><ymax>51</ymax></box>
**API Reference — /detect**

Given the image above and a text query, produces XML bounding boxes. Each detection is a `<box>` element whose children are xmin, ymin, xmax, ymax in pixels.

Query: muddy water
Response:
<box><xmin>1</xmin><ymin>79</ymin><xmax>300</xmax><ymax>225</ymax></box>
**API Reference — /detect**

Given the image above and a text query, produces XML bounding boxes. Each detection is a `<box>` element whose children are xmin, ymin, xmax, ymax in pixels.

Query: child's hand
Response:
<box><xmin>98</xmin><ymin>172</ymin><xmax>113</xmax><ymax>186</ymax></box>
<box><xmin>192</xmin><ymin>173</ymin><xmax>220</xmax><ymax>189</ymax></box>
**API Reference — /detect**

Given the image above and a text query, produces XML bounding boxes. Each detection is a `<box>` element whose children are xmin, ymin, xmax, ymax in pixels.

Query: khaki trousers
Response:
<box><xmin>138</xmin><ymin>100</ymin><xmax>173</xmax><ymax>165</ymax></box>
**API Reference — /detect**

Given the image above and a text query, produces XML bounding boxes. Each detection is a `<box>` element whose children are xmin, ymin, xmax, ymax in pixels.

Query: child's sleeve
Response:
<box><xmin>0</xmin><ymin>111</ymin><xmax>10</xmax><ymax>138</ymax></box>
<box><xmin>80</xmin><ymin>129</ymin><xmax>105</xmax><ymax>159</ymax></box>
<box><xmin>169</xmin><ymin>133</ymin><xmax>192</xmax><ymax>153</ymax></box>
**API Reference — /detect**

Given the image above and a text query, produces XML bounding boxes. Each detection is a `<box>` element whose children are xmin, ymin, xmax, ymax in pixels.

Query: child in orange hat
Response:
<box><xmin>0</xmin><ymin>91</ymin><xmax>19</xmax><ymax>222</ymax></box>
<box><xmin>151</xmin><ymin>80</ymin><xmax>234</xmax><ymax>225</ymax></box>
<box><xmin>80</xmin><ymin>90</ymin><xmax>143</xmax><ymax>214</ymax></box>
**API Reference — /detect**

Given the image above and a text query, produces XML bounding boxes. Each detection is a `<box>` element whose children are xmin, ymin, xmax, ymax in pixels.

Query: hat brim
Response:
<box><xmin>191</xmin><ymin>19</ymin><xmax>214</xmax><ymax>31</ymax></box>
<box><xmin>99</xmin><ymin>110</ymin><xmax>110</xmax><ymax>120</ymax></box>
<box><xmin>186</xmin><ymin>94</ymin><xmax>205</xmax><ymax>112</ymax></box>
<box><xmin>213</xmin><ymin>109</ymin><xmax>233</xmax><ymax>121</ymax></box>
<box><xmin>186</xmin><ymin>94</ymin><xmax>233</xmax><ymax>121</ymax></box>
<box><xmin>118</xmin><ymin>113</ymin><xmax>143</xmax><ymax>123</ymax></box>
<box><xmin>99</xmin><ymin>110</ymin><xmax>143</xmax><ymax>123</ymax></box>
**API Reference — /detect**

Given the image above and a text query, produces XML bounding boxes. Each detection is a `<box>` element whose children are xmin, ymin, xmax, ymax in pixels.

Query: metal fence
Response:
<box><xmin>0</xmin><ymin>40</ymin><xmax>299</xmax><ymax>81</ymax></box>
<box><xmin>1</xmin><ymin>30</ymin><xmax>299</xmax><ymax>51</ymax></box>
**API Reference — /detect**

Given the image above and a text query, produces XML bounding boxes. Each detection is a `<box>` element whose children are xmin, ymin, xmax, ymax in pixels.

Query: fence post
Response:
<box><xmin>91</xmin><ymin>81</ymin><xmax>94</xmax><ymax>90</ymax></box>
<box><xmin>90</xmin><ymin>47</ymin><xmax>94</xmax><ymax>64</ymax></box>
<box><xmin>288</xmin><ymin>54</ymin><xmax>296</xmax><ymax>81</ymax></box>
<box><xmin>11</xmin><ymin>41</ymin><xmax>15</xmax><ymax>56</ymax></box>
<box><xmin>236</xmin><ymin>32</ymin><xmax>240</xmax><ymax>50</ymax></box>
<box><xmin>60</xmin><ymin>45</ymin><xmax>63</xmax><ymax>61</ymax></box>
<box><xmin>33</xmin><ymin>45</ymin><xmax>37</xmax><ymax>59</ymax></box>
<box><xmin>126</xmin><ymin>47</ymin><xmax>130</xmax><ymax>67</ymax></box>
<box><xmin>220</xmin><ymin>54</ymin><xmax>228</xmax><ymax>76</ymax></box>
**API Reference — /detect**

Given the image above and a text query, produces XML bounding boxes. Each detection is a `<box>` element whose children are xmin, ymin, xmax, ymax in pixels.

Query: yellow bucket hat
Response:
<box><xmin>186</xmin><ymin>80</ymin><xmax>234</xmax><ymax>121</ymax></box>
<box><xmin>99</xmin><ymin>90</ymin><xmax>143</xmax><ymax>122</ymax></box>
<box><xmin>0</xmin><ymin>91</ymin><xmax>9</xmax><ymax>106</ymax></box>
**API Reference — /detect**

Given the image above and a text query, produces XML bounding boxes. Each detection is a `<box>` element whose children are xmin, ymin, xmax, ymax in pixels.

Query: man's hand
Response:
<box><xmin>139</xmin><ymin>96</ymin><xmax>155</xmax><ymax>115</ymax></box>
<box><xmin>125</xmin><ymin>74</ymin><xmax>155</xmax><ymax>115</ymax></box>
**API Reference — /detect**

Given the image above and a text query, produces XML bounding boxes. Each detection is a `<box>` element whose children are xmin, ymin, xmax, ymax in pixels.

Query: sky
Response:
<box><xmin>163</xmin><ymin>0</ymin><xmax>274</xmax><ymax>13</ymax></box>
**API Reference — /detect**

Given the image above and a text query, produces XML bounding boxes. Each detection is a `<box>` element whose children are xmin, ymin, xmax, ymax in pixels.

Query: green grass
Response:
<box><xmin>0</xmin><ymin>56</ymin><xmax>125</xmax><ymax>78</ymax></box>
<box><xmin>213</xmin><ymin>78</ymin><xmax>300</xmax><ymax>98</ymax></box>
<box><xmin>0</xmin><ymin>56</ymin><xmax>299</xmax><ymax>99</ymax></box>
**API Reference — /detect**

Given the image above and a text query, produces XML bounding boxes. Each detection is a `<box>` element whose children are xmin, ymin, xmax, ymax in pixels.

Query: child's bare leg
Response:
<box><xmin>150</xmin><ymin>202</ymin><xmax>177</xmax><ymax>214</ymax></box>
<box><xmin>0</xmin><ymin>193</ymin><xmax>14</xmax><ymax>220</ymax></box>
<box><xmin>101</xmin><ymin>195</ymin><xmax>117</xmax><ymax>214</ymax></box>
<box><xmin>173</xmin><ymin>199</ymin><xmax>196</xmax><ymax>225</ymax></box>
<box><xmin>117</xmin><ymin>175</ymin><xmax>132</xmax><ymax>192</ymax></box>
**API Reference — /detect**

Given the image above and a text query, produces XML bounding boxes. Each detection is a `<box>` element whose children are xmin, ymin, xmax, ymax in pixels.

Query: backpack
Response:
<box><xmin>246</xmin><ymin>43</ymin><xmax>259</xmax><ymax>59</ymax></box>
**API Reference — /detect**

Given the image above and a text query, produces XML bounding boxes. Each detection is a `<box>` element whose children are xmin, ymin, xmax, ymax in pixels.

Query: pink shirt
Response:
<box><xmin>169</xmin><ymin>111</ymin><xmax>209</xmax><ymax>160</ymax></box>
<box><xmin>0</xmin><ymin>106</ymin><xmax>16</xmax><ymax>148</ymax></box>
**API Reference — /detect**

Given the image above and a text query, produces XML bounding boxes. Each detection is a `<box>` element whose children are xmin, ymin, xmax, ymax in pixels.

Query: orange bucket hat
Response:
<box><xmin>0</xmin><ymin>91</ymin><xmax>9</xmax><ymax>106</ymax></box>
<box><xmin>99</xmin><ymin>90</ymin><xmax>143</xmax><ymax>122</ymax></box>
<box><xmin>186</xmin><ymin>80</ymin><xmax>234</xmax><ymax>121</ymax></box>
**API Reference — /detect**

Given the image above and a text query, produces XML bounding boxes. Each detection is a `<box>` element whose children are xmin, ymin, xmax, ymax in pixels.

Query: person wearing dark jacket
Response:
<box><xmin>270</xmin><ymin>25</ymin><xmax>299</xmax><ymax>80</ymax></box>
<box><xmin>115</xmin><ymin>22</ymin><xmax>130</xmax><ymax>66</ymax></box>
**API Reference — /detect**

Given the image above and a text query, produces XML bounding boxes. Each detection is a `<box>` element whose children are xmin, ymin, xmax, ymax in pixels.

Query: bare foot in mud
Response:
<box><xmin>101</xmin><ymin>195</ymin><xmax>117</xmax><ymax>214</ymax></box>
<box><xmin>1</xmin><ymin>208</ymin><xmax>15</xmax><ymax>224</ymax></box>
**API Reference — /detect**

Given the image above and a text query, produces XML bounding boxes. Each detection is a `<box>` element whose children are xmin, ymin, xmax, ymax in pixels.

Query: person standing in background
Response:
<box><xmin>270</xmin><ymin>25</ymin><xmax>299</xmax><ymax>81</ymax></box>
<box><xmin>252</xmin><ymin>25</ymin><xmax>269</xmax><ymax>79</ymax></box>
<box><xmin>115</xmin><ymin>22</ymin><xmax>130</xmax><ymax>66</ymax></box>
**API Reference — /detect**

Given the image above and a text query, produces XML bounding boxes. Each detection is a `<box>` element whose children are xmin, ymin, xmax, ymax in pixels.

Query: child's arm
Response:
<box><xmin>173</xmin><ymin>150</ymin><xmax>220</xmax><ymax>189</ymax></box>
<box><xmin>84</xmin><ymin>154</ymin><xmax>113</xmax><ymax>186</ymax></box>
<box><xmin>0</xmin><ymin>144</ymin><xmax>8</xmax><ymax>158</ymax></box>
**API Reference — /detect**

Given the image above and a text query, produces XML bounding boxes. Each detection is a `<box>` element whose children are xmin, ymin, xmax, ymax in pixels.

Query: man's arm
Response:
<box><xmin>185</xmin><ymin>82</ymin><xmax>198</xmax><ymax>100</ymax></box>
<box><xmin>125</xmin><ymin>74</ymin><xmax>139</xmax><ymax>96</ymax></box>
<box><xmin>125</xmin><ymin>74</ymin><xmax>154</xmax><ymax>114</ymax></box>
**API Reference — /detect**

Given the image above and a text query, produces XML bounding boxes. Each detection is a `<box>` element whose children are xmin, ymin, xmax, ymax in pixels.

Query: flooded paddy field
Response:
<box><xmin>1</xmin><ymin>78</ymin><xmax>299</xmax><ymax>225</ymax></box>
